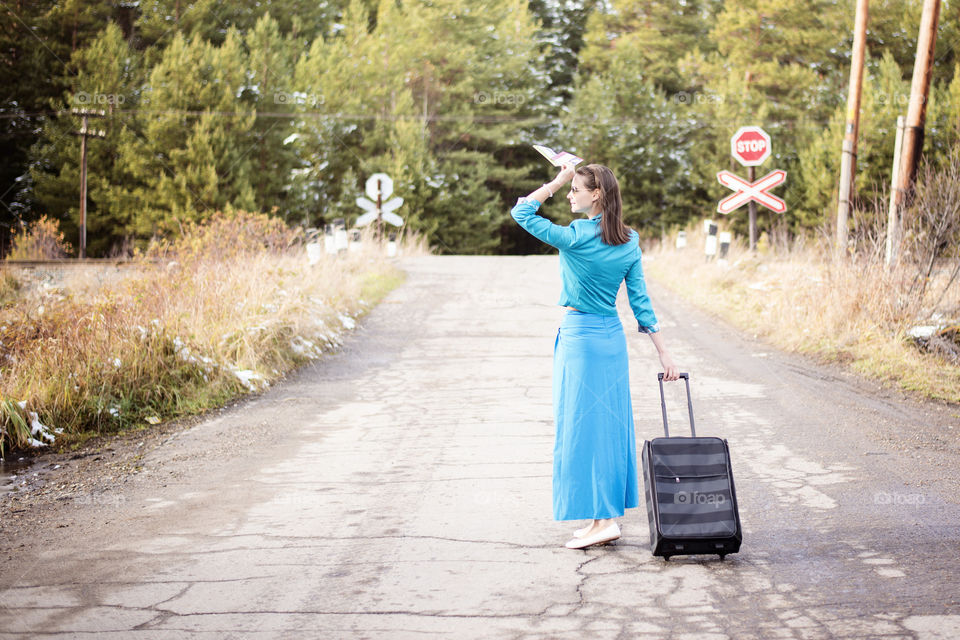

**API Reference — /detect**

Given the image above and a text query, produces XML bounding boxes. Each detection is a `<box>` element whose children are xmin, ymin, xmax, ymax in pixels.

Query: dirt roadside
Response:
<box><xmin>0</xmin><ymin>368</ymin><xmax>319</xmax><ymax>558</ymax></box>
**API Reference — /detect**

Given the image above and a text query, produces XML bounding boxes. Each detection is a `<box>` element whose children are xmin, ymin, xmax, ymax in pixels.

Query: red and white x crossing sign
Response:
<box><xmin>716</xmin><ymin>169</ymin><xmax>787</xmax><ymax>214</ymax></box>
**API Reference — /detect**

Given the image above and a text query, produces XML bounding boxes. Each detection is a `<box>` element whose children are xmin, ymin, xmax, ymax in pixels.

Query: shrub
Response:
<box><xmin>6</xmin><ymin>216</ymin><xmax>73</xmax><ymax>261</ymax></box>
<box><xmin>144</xmin><ymin>210</ymin><xmax>301</xmax><ymax>264</ymax></box>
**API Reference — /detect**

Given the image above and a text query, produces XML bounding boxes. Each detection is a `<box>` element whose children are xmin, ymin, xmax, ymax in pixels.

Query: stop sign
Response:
<box><xmin>730</xmin><ymin>126</ymin><xmax>771</xmax><ymax>167</ymax></box>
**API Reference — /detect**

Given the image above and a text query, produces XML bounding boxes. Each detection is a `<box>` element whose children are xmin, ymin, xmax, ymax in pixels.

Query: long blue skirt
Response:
<box><xmin>552</xmin><ymin>310</ymin><xmax>639</xmax><ymax>521</ymax></box>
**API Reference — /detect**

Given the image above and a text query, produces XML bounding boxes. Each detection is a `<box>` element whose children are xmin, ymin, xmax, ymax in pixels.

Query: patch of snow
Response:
<box><xmin>908</xmin><ymin>325</ymin><xmax>938</xmax><ymax>339</ymax></box>
<box><xmin>232</xmin><ymin>367</ymin><xmax>265</xmax><ymax>392</ymax></box>
<box><xmin>290</xmin><ymin>336</ymin><xmax>319</xmax><ymax>357</ymax></box>
<box><xmin>27</xmin><ymin>411</ymin><xmax>61</xmax><ymax>448</ymax></box>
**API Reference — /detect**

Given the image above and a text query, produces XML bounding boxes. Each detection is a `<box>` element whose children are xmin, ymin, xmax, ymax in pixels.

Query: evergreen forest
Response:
<box><xmin>3</xmin><ymin>0</ymin><xmax>960</xmax><ymax>256</ymax></box>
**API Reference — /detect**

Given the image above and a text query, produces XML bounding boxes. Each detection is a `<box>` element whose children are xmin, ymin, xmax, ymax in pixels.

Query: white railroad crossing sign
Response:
<box><xmin>716</xmin><ymin>169</ymin><xmax>787</xmax><ymax>215</ymax></box>
<box><xmin>356</xmin><ymin>172</ymin><xmax>404</xmax><ymax>227</ymax></box>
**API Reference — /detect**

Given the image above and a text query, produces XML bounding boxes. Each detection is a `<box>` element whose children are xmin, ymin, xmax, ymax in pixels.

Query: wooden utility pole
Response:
<box><xmin>747</xmin><ymin>165</ymin><xmax>757</xmax><ymax>251</ymax></box>
<box><xmin>376</xmin><ymin>177</ymin><xmax>384</xmax><ymax>241</ymax></box>
<box><xmin>835</xmin><ymin>0</ymin><xmax>869</xmax><ymax>255</ymax></box>
<box><xmin>889</xmin><ymin>0</ymin><xmax>941</xmax><ymax>260</ymax></box>
<box><xmin>72</xmin><ymin>109</ymin><xmax>106</xmax><ymax>259</ymax></box>
<box><xmin>886</xmin><ymin>116</ymin><xmax>906</xmax><ymax>267</ymax></box>
<box><xmin>741</xmin><ymin>70</ymin><xmax>758</xmax><ymax>252</ymax></box>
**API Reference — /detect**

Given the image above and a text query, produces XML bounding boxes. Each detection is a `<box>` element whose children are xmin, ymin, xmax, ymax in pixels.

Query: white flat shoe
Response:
<box><xmin>565</xmin><ymin>523</ymin><xmax>621</xmax><ymax>549</ymax></box>
<box><xmin>573</xmin><ymin>520</ymin><xmax>613</xmax><ymax>537</ymax></box>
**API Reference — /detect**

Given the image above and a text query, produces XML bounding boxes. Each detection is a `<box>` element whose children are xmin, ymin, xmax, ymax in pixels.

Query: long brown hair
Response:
<box><xmin>576</xmin><ymin>164</ymin><xmax>632</xmax><ymax>245</ymax></box>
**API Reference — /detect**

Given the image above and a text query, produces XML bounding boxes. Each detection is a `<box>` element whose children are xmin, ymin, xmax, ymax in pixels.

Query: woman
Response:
<box><xmin>511</xmin><ymin>162</ymin><xmax>680</xmax><ymax>550</ymax></box>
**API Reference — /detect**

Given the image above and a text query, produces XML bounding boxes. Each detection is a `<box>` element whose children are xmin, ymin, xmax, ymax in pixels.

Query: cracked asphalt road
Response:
<box><xmin>1</xmin><ymin>255</ymin><xmax>959</xmax><ymax>639</ymax></box>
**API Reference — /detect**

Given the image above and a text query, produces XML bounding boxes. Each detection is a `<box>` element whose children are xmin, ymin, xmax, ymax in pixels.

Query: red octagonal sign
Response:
<box><xmin>730</xmin><ymin>126</ymin><xmax>771</xmax><ymax>167</ymax></box>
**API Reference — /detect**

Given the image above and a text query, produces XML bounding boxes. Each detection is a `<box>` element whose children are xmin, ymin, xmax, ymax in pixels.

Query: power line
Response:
<box><xmin>0</xmin><ymin>108</ymin><xmax>849</xmax><ymax>128</ymax></box>
<box><xmin>1</xmin><ymin>108</ymin><xmax>546</xmax><ymax>122</ymax></box>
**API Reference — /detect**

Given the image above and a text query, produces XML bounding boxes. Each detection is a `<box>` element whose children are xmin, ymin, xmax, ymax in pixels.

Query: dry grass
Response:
<box><xmin>0</xmin><ymin>212</ymin><xmax>426</xmax><ymax>455</ymax></box>
<box><xmin>645</xmin><ymin>224</ymin><xmax>960</xmax><ymax>404</ymax></box>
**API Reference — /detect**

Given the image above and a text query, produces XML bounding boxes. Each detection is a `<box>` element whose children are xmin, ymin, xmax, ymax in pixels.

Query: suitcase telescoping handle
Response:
<box><xmin>657</xmin><ymin>372</ymin><xmax>695</xmax><ymax>438</ymax></box>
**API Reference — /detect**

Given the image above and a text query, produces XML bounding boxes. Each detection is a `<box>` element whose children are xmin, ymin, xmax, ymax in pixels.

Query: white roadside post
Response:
<box><xmin>387</xmin><ymin>232</ymin><xmax>398</xmax><ymax>258</ymax></box>
<box><xmin>306</xmin><ymin>228</ymin><xmax>323</xmax><ymax>265</ymax></box>
<box><xmin>348</xmin><ymin>229</ymin><xmax>362</xmax><ymax>252</ymax></box>
<box><xmin>719</xmin><ymin>231</ymin><xmax>732</xmax><ymax>264</ymax></box>
<box><xmin>704</xmin><ymin>220</ymin><xmax>718</xmax><ymax>262</ymax></box>
<box><xmin>323</xmin><ymin>223</ymin><xmax>337</xmax><ymax>254</ymax></box>
<box><xmin>333</xmin><ymin>218</ymin><xmax>348</xmax><ymax>252</ymax></box>
<box><xmin>676</xmin><ymin>231</ymin><xmax>687</xmax><ymax>250</ymax></box>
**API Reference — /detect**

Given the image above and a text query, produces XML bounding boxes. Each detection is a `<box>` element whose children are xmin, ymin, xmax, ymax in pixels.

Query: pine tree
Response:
<box><xmin>794</xmin><ymin>52</ymin><xmax>913</xmax><ymax>232</ymax></box>
<box><xmin>244</xmin><ymin>14</ymin><xmax>299</xmax><ymax>221</ymax></box>
<box><xmin>43</xmin><ymin>0</ymin><xmax>116</xmax><ymax>54</ymax></box>
<box><xmin>565</xmin><ymin>63</ymin><xmax>706</xmax><ymax>236</ymax></box>
<box><xmin>0</xmin><ymin>0</ymin><xmax>117</xmax><ymax>244</ymax></box>
<box><xmin>527</xmin><ymin>0</ymin><xmax>594</xmax><ymax>105</ymax></box>
<box><xmin>122</xmin><ymin>29</ymin><xmax>256</xmax><ymax>235</ymax></box>
<box><xmin>579</xmin><ymin>0</ymin><xmax>723</xmax><ymax>96</ymax></box>
<box><xmin>291</xmin><ymin>0</ymin><xmax>546</xmax><ymax>253</ymax></box>
<box><xmin>925</xmin><ymin>63</ymin><xmax>960</xmax><ymax>166</ymax></box>
<box><xmin>135</xmin><ymin>0</ymin><xmax>344</xmax><ymax>49</ymax></box>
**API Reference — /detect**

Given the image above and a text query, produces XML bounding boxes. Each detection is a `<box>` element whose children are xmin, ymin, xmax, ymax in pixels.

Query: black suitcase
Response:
<box><xmin>641</xmin><ymin>373</ymin><xmax>742</xmax><ymax>560</ymax></box>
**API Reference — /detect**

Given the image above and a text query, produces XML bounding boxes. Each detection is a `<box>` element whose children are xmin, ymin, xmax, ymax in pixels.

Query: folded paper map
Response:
<box><xmin>532</xmin><ymin>144</ymin><xmax>584</xmax><ymax>167</ymax></box>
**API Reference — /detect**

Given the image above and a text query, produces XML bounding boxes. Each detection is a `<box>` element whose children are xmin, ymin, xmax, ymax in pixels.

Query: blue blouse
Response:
<box><xmin>511</xmin><ymin>197</ymin><xmax>660</xmax><ymax>334</ymax></box>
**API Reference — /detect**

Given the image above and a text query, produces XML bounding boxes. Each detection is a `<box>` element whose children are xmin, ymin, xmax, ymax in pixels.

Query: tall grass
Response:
<box><xmin>645</xmin><ymin>161</ymin><xmax>960</xmax><ymax>404</ymax></box>
<box><xmin>0</xmin><ymin>212</ymin><xmax>425</xmax><ymax>455</ymax></box>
